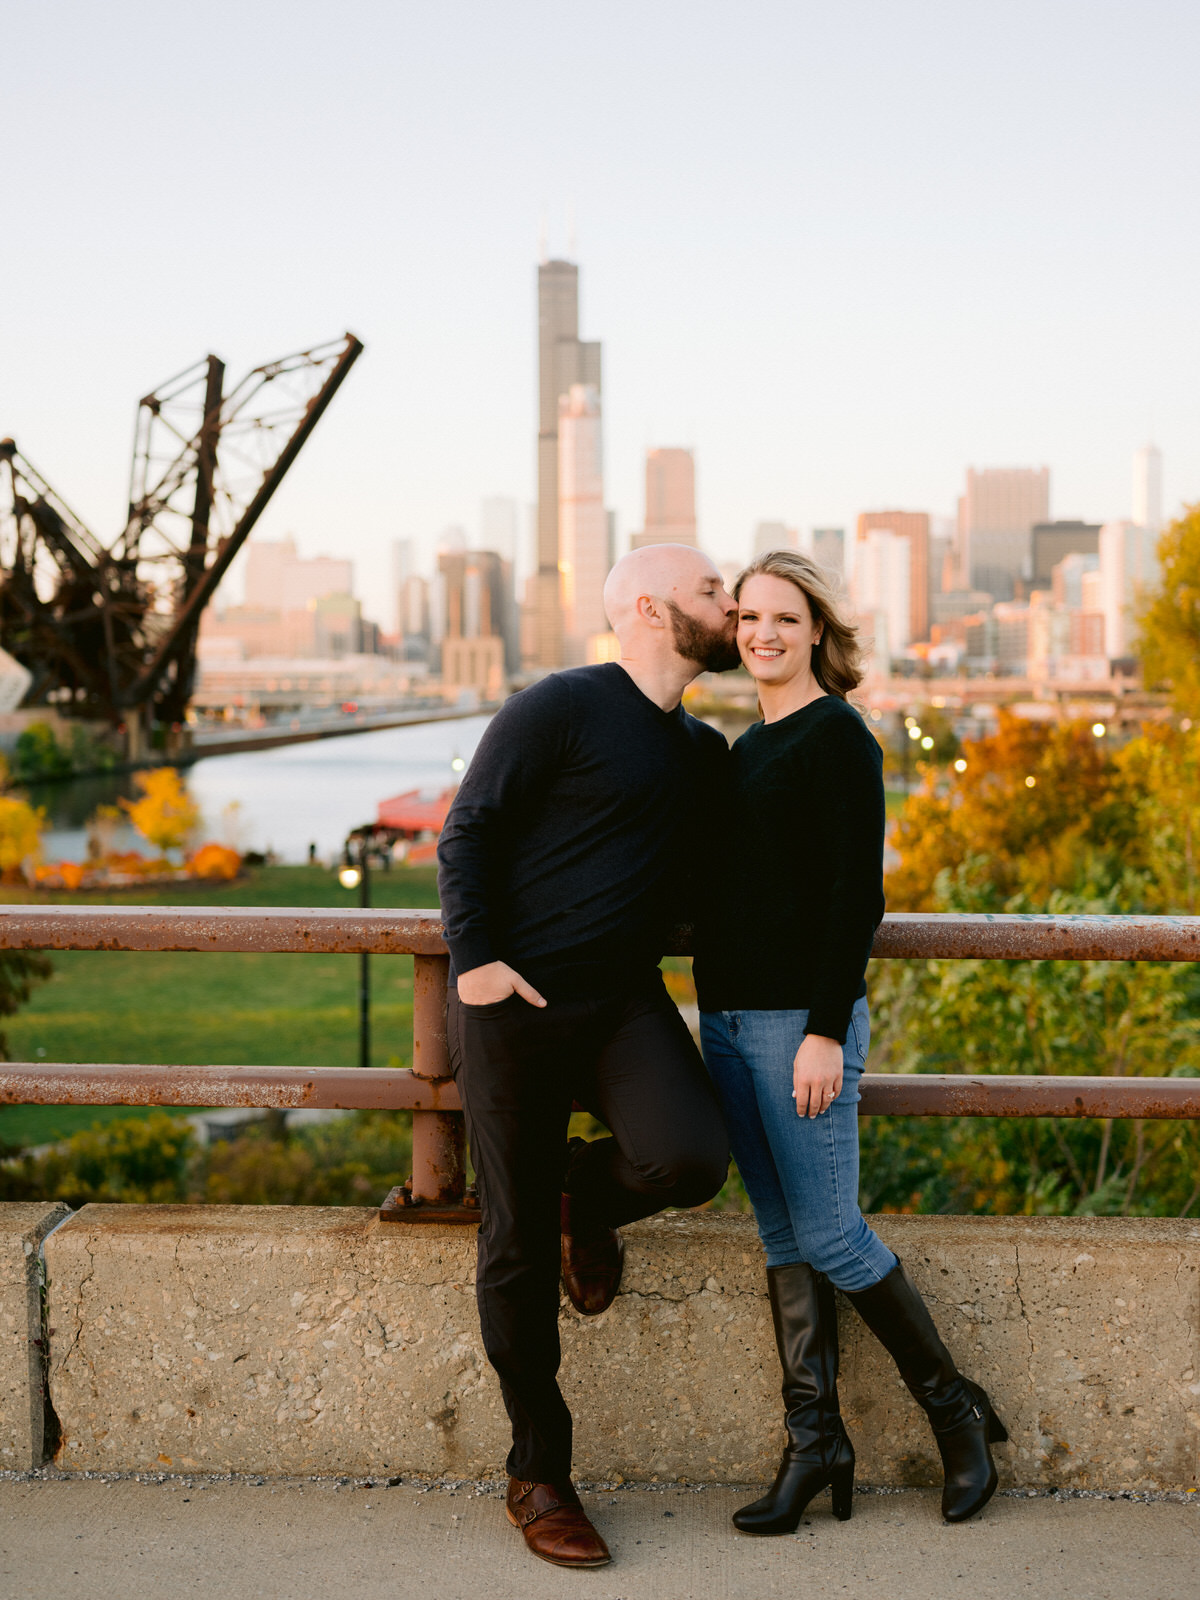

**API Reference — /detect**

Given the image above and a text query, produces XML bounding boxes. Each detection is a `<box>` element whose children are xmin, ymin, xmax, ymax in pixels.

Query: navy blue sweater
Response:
<box><xmin>692</xmin><ymin>695</ymin><xmax>885</xmax><ymax>1041</ymax></box>
<box><xmin>437</xmin><ymin>664</ymin><xmax>728</xmax><ymax>998</ymax></box>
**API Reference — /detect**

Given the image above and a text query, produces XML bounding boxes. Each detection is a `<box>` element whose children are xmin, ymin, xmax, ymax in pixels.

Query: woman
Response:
<box><xmin>693</xmin><ymin>549</ymin><xmax>1005</xmax><ymax>1533</ymax></box>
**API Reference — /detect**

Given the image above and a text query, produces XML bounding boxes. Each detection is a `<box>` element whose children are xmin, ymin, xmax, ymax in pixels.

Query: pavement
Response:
<box><xmin>1</xmin><ymin>1476</ymin><xmax>1196</xmax><ymax>1600</ymax></box>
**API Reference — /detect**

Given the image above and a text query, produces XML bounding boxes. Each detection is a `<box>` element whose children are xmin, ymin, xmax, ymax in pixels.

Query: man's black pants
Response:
<box><xmin>447</xmin><ymin>975</ymin><xmax>729</xmax><ymax>1482</ymax></box>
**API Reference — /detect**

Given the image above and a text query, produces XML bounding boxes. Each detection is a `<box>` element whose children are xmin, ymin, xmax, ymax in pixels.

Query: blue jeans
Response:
<box><xmin>699</xmin><ymin>998</ymin><xmax>896</xmax><ymax>1292</ymax></box>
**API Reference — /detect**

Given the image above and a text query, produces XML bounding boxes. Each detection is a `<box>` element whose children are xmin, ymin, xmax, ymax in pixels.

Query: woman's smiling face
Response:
<box><xmin>737</xmin><ymin>572</ymin><xmax>823</xmax><ymax>687</ymax></box>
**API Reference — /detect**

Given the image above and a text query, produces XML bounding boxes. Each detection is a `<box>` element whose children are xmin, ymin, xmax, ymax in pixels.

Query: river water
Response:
<box><xmin>30</xmin><ymin>715</ymin><xmax>493</xmax><ymax>865</ymax></box>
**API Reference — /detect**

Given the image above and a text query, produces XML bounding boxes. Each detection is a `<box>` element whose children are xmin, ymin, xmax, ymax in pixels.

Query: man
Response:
<box><xmin>437</xmin><ymin>544</ymin><xmax>739</xmax><ymax>1569</ymax></box>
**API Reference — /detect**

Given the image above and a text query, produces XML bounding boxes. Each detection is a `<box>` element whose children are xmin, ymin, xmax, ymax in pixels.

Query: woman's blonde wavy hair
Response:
<box><xmin>733</xmin><ymin>548</ymin><xmax>866</xmax><ymax>700</ymax></box>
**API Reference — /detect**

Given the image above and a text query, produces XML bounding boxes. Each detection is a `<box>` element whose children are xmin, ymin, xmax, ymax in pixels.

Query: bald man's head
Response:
<box><xmin>603</xmin><ymin>544</ymin><xmax>739</xmax><ymax>671</ymax></box>
<box><xmin>603</xmin><ymin>544</ymin><xmax>718</xmax><ymax>632</ymax></box>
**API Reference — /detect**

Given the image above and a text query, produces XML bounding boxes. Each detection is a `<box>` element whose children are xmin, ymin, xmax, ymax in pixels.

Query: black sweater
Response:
<box><xmin>436</xmin><ymin>663</ymin><xmax>728</xmax><ymax>998</ymax></box>
<box><xmin>692</xmin><ymin>695</ymin><xmax>885</xmax><ymax>1041</ymax></box>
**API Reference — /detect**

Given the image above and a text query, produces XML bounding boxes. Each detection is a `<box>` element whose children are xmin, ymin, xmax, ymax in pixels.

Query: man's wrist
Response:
<box><xmin>448</xmin><ymin>937</ymin><xmax>497</xmax><ymax>976</ymax></box>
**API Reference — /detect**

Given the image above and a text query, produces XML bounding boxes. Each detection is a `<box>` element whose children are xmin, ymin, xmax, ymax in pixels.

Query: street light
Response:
<box><xmin>338</xmin><ymin>840</ymin><xmax>372</xmax><ymax>1071</ymax></box>
<box><xmin>1091</xmin><ymin>722</ymin><xmax>1106</xmax><ymax>738</ymax></box>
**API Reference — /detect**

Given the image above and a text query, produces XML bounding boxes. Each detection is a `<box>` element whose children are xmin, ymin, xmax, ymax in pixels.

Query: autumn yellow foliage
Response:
<box><xmin>1139</xmin><ymin>502</ymin><xmax>1200</xmax><ymax>717</ymax></box>
<box><xmin>0</xmin><ymin>793</ymin><xmax>44</xmax><ymax>875</ymax></box>
<box><xmin>120</xmin><ymin>768</ymin><xmax>200</xmax><ymax>854</ymax></box>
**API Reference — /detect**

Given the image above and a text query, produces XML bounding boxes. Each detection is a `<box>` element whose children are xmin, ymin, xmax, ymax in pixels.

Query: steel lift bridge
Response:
<box><xmin>0</xmin><ymin>333</ymin><xmax>363</xmax><ymax>759</ymax></box>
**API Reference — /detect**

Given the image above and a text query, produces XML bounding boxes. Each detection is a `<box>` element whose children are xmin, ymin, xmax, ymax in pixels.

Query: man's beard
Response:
<box><xmin>665</xmin><ymin>600</ymin><xmax>741</xmax><ymax>673</ymax></box>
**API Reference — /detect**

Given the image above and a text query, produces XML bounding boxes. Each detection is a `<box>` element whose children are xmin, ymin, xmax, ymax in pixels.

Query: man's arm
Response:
<box><xmin>436</xmin><ymin>676</ymin><xmax>570</xmax><ymax>1002</ymax></box>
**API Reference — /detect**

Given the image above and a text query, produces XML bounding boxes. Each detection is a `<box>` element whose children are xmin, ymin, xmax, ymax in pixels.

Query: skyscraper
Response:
<box><xmin>1030</xmin><ymin>521</ymin><xmax>1100</xmax><ymax>588</ymax></box>
<box><xmin>533</xmin><ymin>259</ymin><xmax>601</xmax><ymax>668</ymax></box>
<box><xmin>1098</xmin><ymin>520</ymin><xmax>1159</xmax><ymax>661</ymax></box>
<box><xmin>480</xmin><ymin>497</ymin><xmax>520</xmax><ymax>567</ymax></box>
<box><xmin>558</xmin><ymin>384</ymin><xmax>608</xmax><ymax>662</ymax></box>
<box><xmin>753</xmin><ymin>521</ymin><xmax>798</xmax><ymax>557</ymax></box>
<box><xmin>435</xmin><ymin>548</ymin><xmax>516</xmax><ymax>690</ymax></box>
<box><xmin>642</xmin><ymin>448</ymin><xmax>697</xmax><ymax>546</ymax></box>
<box><xmin>397</xmin><ymin>573</ymin><xmax>430</xmax><ymax>661</ymax></box>
<box><xmin>391</xmin><ymin>539</ymin><xmax>416</xmax><ymax>635</ymax></box>
<box><xmin>244</xmin><ymin>537</ymin><xmax>354</xmax><ymax>613</ymax></box>
<box><xmin>1133</xmin><ymin>445</ymin><xmax>1163</xmax><ymax>535</ymax></box>
<box><xmin>960</xmin><ymin>467</ymin><xmax>1050</xmax><ymax>601</ymax></box>
<box><xmin>856</xmin><ymin>511</ymin><xmax>930</xmax><ymax>643</ymax></box>
<box><xmin>811</xmin><ymin>528</ymin><xmax>845</xmax><ymax>579</ymax></box>
<box><xmin>853</xmin><ymin>528</ymin><xmax>911</xmax><ymax>667</ymax></box>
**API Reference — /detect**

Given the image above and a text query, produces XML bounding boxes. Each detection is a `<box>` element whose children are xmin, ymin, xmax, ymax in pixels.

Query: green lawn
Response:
<box><xmin>0</xmin><ymin>865</ymin><xmax>441</xmax><ymax>1148</ymax></box>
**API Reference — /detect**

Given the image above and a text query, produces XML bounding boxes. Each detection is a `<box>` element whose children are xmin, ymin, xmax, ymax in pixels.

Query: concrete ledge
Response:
<box><xmin>39</xmin><ymin>1206</ymin><xmax>1200</xmax><ymax>1489</ymax></box>
<box><xmin>1</xmin><ymin>1201</ymin><xmax>71</xmax><ymax>1468</ymax></box>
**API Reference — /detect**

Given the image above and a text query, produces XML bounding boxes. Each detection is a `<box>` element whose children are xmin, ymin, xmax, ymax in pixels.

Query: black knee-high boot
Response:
<box><xmin>845</xmin><ymin>1257</ymin><xmax>1007</xmax><ymax>1523</ymax></box>
<box><xmin>734</xmin><ymin>1262</ymin><xmax>855</xmax><ymax>1535</ymax></box>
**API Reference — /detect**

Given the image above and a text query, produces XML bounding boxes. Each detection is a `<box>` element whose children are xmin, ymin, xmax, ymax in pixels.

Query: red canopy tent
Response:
<box><xmin>374</xmin><ymin>788</ymin><xmax>456</xmax><ymax>839</ymax></box>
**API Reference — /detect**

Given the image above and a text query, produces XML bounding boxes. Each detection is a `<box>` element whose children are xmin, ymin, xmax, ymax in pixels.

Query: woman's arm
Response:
<box><xmin>792</xmin><ymin>715</ymin><xmax>885</xmax><ymax>1114</ymax></box>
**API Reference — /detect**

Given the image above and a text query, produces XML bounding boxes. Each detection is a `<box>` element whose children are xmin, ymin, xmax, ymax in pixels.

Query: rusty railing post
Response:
<box><xmin>408</xmin><ymin>953</ymin><xmax>466</xmax><ymax>1208</ymax></box>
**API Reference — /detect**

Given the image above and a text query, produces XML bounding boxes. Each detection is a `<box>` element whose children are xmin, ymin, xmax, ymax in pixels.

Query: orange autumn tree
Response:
<box><xmin>120</xmin><ymin>768</ymin><xmax>200</xmax><ymax>856</ymax></box>
<box><xmin>885</xmin><ymin>712</ymin><xmax>1133</xmax><ymax>912</ymax></box>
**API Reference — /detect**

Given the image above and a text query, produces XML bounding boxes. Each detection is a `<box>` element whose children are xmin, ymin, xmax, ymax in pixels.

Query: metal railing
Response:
<box><xmin>1</xmin><ymin>907</ymin><xmax>1198</xmax><ymax>1221</ymax></box>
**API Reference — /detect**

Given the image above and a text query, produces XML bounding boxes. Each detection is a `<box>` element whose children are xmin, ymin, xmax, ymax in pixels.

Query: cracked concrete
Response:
<box><xmin>0</xmin><ymin>1202</ymin><xmax>71</xmax><ymax>1469</ymax></box>
<box><xmin>39</xmin><ymin>1207</ymin><xmax>1200</xmax><ymax>1488</ymax></box>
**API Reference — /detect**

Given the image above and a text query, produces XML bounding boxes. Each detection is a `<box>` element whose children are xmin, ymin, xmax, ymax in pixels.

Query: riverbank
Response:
<box><xmin>182</xmin><ymin>701</ymin><xmax>498</xmax><ymax>761</ymax></box>
<box><xmin>27</xmin><ymin>713</ymin><xmax>493</xmax><ymax>867</ymax></box>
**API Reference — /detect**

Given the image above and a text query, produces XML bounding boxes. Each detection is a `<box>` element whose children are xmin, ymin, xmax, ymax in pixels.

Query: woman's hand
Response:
<box><xmin>792</xmin><ymin>1032</ymin><xmax>844</xmax><ymax>1118</ymax></box>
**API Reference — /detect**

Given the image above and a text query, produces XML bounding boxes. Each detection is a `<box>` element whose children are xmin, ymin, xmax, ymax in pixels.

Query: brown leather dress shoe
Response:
<box><xmin>561</xmin><ymin>1193</ymin><xmax>625</xmax><ymax>1315</ymax></box>
<box><xmin>506</xmin><ymin>1477</ymin><xmax>612</xmax><ymax>1567</ymax></box>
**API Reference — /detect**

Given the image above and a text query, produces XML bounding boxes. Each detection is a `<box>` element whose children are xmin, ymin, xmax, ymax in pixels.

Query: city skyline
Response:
<box><xmin>4</xmin><ymin>4</ymin><xmax>1199</xmax><ymax>610</ymax></box>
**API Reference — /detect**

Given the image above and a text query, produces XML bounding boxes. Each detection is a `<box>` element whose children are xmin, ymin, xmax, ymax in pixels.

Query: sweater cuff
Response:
<box><xmin>446</xmin><ymin>932</ymin><xmax>498</xmax><ymax>977</ymax></box>
<box><xmin>805</xmin><ymin>1003</ymin><xmax>852</xmax><ymax>1046</ymax></box>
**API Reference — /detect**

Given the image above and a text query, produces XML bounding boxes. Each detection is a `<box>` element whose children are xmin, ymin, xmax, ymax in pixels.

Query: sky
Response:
<box><xmin>3</xmin><ymin>1</ymin><xmax>1199</xmax><ymax>622</ymax></box>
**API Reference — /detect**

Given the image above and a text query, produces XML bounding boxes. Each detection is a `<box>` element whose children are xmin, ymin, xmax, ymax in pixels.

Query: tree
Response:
<box><xmin>886</xmin><ymin>711</ymin><xmax>1128</xmax><ymax>911</ymax></box>
<box><xmin>872</xmin><ymin>712</ymin><xmax>1200</xmax><ymax>1218</ymax></box>
<box><xmin>866</xmin><ymin>925</ymin><xmax>1200</xmax><ymax>1216</ymax></box>
<box><xmin>1139</xmin><ymin>502</ymin><xmax>1200</xmax><ymax>717</ymax></box>
<box><xmin>0</xmin><ymin>766</ymin><xmax>51</xmax><ymax>1057</ymax></box>
<box><xmin>120</xmin><ymin>768</ymin><xmax>200</xmax><ymax>855</ymax></box>
<box><xmin>1114</xmin><ymin>724</ymin><xmax>1200</xmax><ymax>914</ymax></box>
<box><xmin>0</xmin><ymin>793</ymin><xmax>45</xmax><ymax>877</ymax></box>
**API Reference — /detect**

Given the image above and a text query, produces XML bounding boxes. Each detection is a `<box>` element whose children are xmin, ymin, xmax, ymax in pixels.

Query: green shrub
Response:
<box><xmin>0</xmin><ymin>1108</ymin><xmax>413</xmax><ymax>1207</ymax></box>
<box><xmin>0</xmin><ymin>1110</ymin><xmax>195</xmax><ymax>1204</ymax></box>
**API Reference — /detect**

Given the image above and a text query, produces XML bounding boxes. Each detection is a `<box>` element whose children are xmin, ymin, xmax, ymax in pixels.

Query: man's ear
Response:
<box><xmin>636</xmin><ymin>594</ymin><xmax>667</xmax><ymax>627</ymax></box>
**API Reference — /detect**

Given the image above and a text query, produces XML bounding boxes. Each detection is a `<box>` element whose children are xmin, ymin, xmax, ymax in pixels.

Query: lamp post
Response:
<box><xmin>339</xmin><ymin>843</ymin><xmax>371</xmax><ymax>1072</ymax></box>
